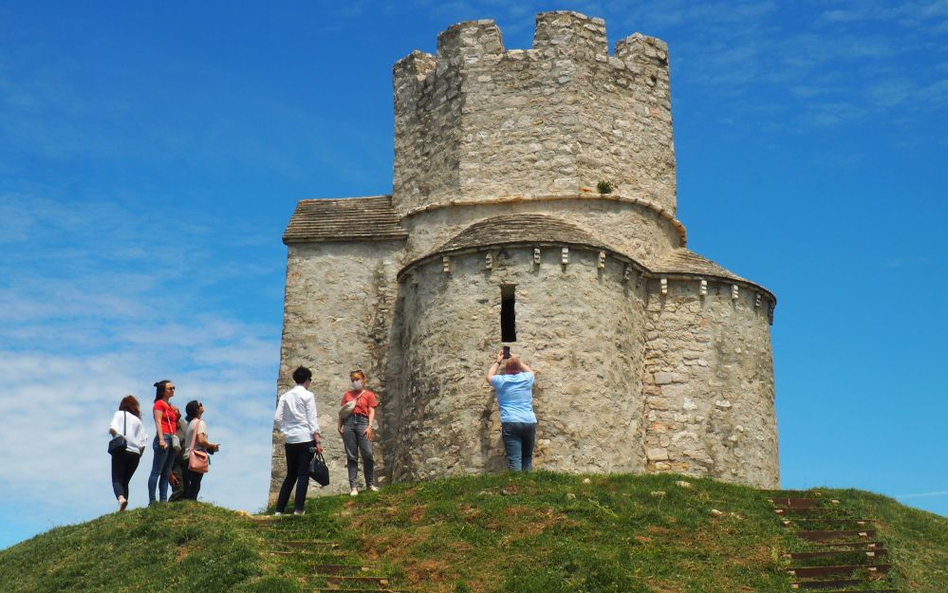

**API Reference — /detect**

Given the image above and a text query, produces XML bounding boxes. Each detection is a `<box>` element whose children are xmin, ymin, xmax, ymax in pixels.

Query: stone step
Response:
<box><xmin>796</xmin><ymin>529</ymin><xmax>876</xmax><ymax>542</ymax></box>
<box><xmin>786</xmin><ymin>548</ymin><xmax>888</xmax><ymax>561</ymax></box>
<box><xmin>769</xmin><ymin>497</ymin><xmax>839</xmax><ymax>509</ymax></box>
<box><xmin>789</xmin><ymin>577</ymin><xmax>871</xmax><ymax>589</ymax></box>
<box><xmin>802</xmin><ymin>590</ymin><xmax>898</xmax><ymax>593</ymax></box>
<box><xmin>804</xmin><ymin>541</ymin><xmax>885</xmax><ymax>551</ymax></box>
<box><xmin>787</xmin><ymin>564</ymin><xmax>891</xmax><ymax>578</ymax></box>
<box><xmin>782</xmin><ymin>518</ymin><xmax>873</xmax><ymax>528</ymax></box>
<box><xmin>272</xmin><ymin>540</ymin><xmax>340</xmax><ymax>549</ymax></box>
<box><xmin>269</xmin><ymin>549</ymin><xmax>344</xmax><ymax>557</ymax></box>
<box><xmin>775</xmin><ymin>507</ymin><xmax>829</xmax><ymax>516</ymax></box>
<box><xmin>312</xmin><ymin>590</ymin><xmax>409</xmax><ymax>593</ymax></box>
<box><xmin>312</xmin><ymin>564</ymin><xmax>377</xmax><ymax>575</ymax></box>
<box><xmin>325</xmin><ymin>575</ymin><xmax>391</xmax><ymax>588</ymax></box>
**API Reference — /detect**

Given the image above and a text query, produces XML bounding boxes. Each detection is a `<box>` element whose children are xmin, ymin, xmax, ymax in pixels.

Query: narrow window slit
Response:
<box><xmin>501</xmin><ymin>285</ymin><xmax>516</xmax><ymax>343</ymax></box>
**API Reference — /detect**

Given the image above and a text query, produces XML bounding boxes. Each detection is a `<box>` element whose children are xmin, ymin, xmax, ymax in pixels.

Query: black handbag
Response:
<box><xmin>308</xmin><ymin>450</ymin><xmax>330</xmax><ymax>486</ymax></box>
<box><xmin>108</xmin><ymin>412</ymin><xmax>128</xmax><ymax>455</ymax></box>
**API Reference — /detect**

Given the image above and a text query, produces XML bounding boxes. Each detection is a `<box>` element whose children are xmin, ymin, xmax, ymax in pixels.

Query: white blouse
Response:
<box><xmin>109</xmin><ymin>410</ymin><xmax>148</xmax><ymax>454</ymax></box>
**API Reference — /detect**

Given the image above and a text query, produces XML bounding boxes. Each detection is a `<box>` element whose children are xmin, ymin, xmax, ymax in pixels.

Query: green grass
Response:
<box><xmin>1</xmin><ymin>473</ymin><xmax>945</xmax><ymax>593</ymax></box>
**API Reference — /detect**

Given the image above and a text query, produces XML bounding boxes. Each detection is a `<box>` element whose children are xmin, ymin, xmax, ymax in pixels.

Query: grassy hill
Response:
<box><xmin>1</xmin><ymin>472</ymin><xmax>945</xmax><ymax>593</ymax></box>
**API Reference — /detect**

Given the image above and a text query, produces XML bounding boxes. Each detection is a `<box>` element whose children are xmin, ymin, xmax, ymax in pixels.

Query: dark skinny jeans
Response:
<box><xmin>184</xmin><ymin>466</ymin><xmax>204</xmax><ymax>500</ymax></box>
<box><xmin>111</xmin><ymin>449</ymin><xmax>141</xmax><ymax>500</ymax></box>
<box><xmin>276</xmin><ymin>440</ymin><xmax>315</xmax><ymax>513</ymax></box>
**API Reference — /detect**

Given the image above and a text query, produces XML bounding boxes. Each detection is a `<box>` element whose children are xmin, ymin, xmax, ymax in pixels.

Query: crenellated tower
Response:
<box><xmin>393</xmin><ymin>12</ymin><xmax>676</xmax><ymax>217</ymax></box>
<box><xmin>273</xmin><ymin>11</ymin><xmax>779</xmax><ymax>500</ymax></box>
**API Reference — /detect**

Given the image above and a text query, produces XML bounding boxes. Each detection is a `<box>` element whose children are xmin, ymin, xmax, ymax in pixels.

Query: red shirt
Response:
<box><xmin>340</xmin><ymin>389</ymin><xmax>378</xmax><ymax>418</ymax></box>
<box><xmin>153</xmin><ymin>400</ymin><xmax>177</xmax><ymax>435</ymax></box>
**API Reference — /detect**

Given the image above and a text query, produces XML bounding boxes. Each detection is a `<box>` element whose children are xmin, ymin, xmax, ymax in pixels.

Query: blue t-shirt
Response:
<box><xmin>490</xmin><ymin>372</ymin><xmax>537</xmax><ymax>423</ymax></box>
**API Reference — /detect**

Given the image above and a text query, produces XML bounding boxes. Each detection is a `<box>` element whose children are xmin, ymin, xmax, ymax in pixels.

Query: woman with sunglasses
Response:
<box><xmin>182</xmin><ymin>400</ymin><xmax>220</xmax><ymax>500</ymax></box>
<box><xmin>147</xmin><ymin>380</ymin><xmax>179</xmax><ymax>504</ymax></box>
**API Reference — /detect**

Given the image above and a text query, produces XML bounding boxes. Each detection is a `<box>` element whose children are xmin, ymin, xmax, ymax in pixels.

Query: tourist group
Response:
<box><xmin>106</xmin><ymin>348</ymin><xmax>536</xmax><ymax>514</ymax></box>
<box><xmin>106</xmin><ymin>380</ymin><xmax>221</xmax><ymax>512</ymax></box>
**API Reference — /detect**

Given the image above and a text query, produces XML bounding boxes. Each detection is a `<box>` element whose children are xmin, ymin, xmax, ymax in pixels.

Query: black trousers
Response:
<box><xmin>276</xmin><ymin>440</ymin><xmax>315</xmax><ymax>513</ymax></box>
<box><xmin>184</xmin><ymin>466</ymin><xmax>204</xmax><ymax>500</ymax></box>
<box><xmin>111</xmin><ymin>449</ymin><xmax>141</xmax><ymax>500</ymax></box>
<box><xmin>169</xmin><ymin>453</ymin><xmax>186</xmax><ymax>502</ymax></box>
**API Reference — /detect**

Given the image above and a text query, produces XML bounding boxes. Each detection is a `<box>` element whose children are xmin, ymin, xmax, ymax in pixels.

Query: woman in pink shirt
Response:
<box><xmin>337</xmin><ymin>369</ymin><xmax>378</xmax><ymax>496</ymax></box>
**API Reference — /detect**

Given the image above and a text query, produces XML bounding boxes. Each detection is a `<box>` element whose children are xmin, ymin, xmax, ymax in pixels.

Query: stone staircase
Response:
<box><xmin>769</xmin><ymin>494</ymin><xmax>898</xmax><ymax>592</ymax></box>
<box><xmin>249</xmin><ymin>516</ymin><xmax>410</xmax><ymax>593</ymax></box>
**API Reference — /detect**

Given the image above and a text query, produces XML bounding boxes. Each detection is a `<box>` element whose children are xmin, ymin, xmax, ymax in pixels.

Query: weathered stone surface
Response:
<box><xmin>385</xmin><ymin>245</ymin><xmax>647</xmax><ymax>479</ymax></box>
<box><xmin>642</xmin><ymin>278</ymin><xmax>779</xmax><ymax>487</ymax></box>
<box><xmin>272</xmin><ymin>11</ymin><xmax>780</xmax><ymax>501</ymax></box>
<box><xmin>272</xmin><ymin>241</ymin><xmax>403</xmax><ymax>496</ymax></box>
<box><xmin>393</xmin><ymin>11</ymin><xmax>676</xmax><ymax>216</ymax></box>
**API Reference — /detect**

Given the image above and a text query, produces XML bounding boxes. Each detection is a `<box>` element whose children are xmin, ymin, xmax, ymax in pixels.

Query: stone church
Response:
<box><xmin>271</xmin><ymin>11</ymin><xmax>779</xmax><ymax>498</ymax></box>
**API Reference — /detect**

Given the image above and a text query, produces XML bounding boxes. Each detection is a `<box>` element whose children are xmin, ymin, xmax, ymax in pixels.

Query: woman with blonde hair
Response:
<box><xmin>108</xmin><ymin>395</ymin><xmax>148</xmax><ymax>512</ymax></box>
<box><xmin>337</xmin><ymin>369</ymin><xmax>378</xmax><ymax>496</ymax></box>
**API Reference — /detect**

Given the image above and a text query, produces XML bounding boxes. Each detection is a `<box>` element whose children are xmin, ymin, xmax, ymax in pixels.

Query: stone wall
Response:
<box><xmin>642</xmin><ymin>279</ymin><xmax>778</xmax><ymax>487</ymax></box>
<box><xmin>274</xmin><ymin>10</ymin><xmax>780</xmax><ymax>495</ymax></box>
<box><xmin>272</xmin><ymin>241</ymin><xmax>403</xmax><ymax>498</ymax></box>
<box><xmin>392</xmin><ymin>11</ymin><xmax>677</xmax><ymax>216</ymax></box>
<box><xmin>401</xmin><ymin>198</ymin><xmax>682</xmax><ymax>267</ymax></box>
<box><xmin>383</xmin><ymin>244</ymin><xmax>648</xmax><ymax>481</ymax></box>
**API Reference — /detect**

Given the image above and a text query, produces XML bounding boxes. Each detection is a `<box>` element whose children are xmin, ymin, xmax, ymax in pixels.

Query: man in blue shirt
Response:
<box><xmin>487</xmin><ymin>349</ymin><xmax>537</xmax><ymax>471</ymax></box>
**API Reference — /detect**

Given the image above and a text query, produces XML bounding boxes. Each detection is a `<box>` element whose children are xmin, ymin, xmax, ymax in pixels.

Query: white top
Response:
<box><xmin>184</xmin><ymin>418</ymin><xmax>208</xmax><ymax>460</ymax></box>
<box><xmin>109</xmin><ymin>410</ymin><xmax>148</xmax><ymax>454</ymax></box>
<box><xmin>274</xmin><ymin>384</ymin><xmax>319</xmax><ymax>444</ymax></box>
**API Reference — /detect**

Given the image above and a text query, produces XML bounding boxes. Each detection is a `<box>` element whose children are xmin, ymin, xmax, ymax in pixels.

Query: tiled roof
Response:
<box><xmin>435</xmin><ymin>214</ymin><xmax>611</xmax><ymax>253</ymax></box>
<box><xmin>282</xmin><ymin>195</ymin><xmax>408</xmax><ymax>244</ymax></box>
<box><xmin>654</xmin><ymin>249</ymin><xmax>749</xmax><ymax>283</ymax></box>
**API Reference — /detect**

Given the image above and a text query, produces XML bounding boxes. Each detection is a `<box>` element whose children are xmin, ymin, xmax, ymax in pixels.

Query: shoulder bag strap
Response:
<box><xmin>188</xmin><ymin>418</ymin><xmax>200</xmax><ymax>453</ymax></box>
<box><xmin>187</xmin><ymin>418</ymin><xmax>201</xmax><ymax>454</ymax></box>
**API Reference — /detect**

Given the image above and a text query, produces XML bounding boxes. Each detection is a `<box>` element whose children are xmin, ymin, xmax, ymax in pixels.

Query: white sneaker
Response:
<box><xmin>117</xmin><ymin>496</ymin><xmax>128</xmax><ymax>513</ymax></box>
<box><xmin>293</xmin><ymin>510</ymin><xmax>305</xmax><ymax>516</ymax></box>
<box><xmin>350</xmin><ymin>488</ymin><xmax>359</xmax><ymax>496</ymax></box>
<box><xmin>368</xmin><ymin>485</ymin><xmax>380</xmax><ymax>492</ymax></box>
<box><xmin>273</xmin><ymin>512</ymin><xmax>282</xmax><ymax>516</ymax></box>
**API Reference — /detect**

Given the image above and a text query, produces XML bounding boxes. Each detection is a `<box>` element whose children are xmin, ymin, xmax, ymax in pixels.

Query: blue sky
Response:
<box><xmin>1</xmin><ymin>1</ymin><xmax>946</xmax><ymax>549</ymax></box>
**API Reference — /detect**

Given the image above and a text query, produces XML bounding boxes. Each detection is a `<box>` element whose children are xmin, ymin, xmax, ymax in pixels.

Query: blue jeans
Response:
<box><xmin>342</xmin><ymin>415</ymin><xmax>374</xmax><ymax>489</ymax></box>
<box><xmin>501</xmin><ymin>422</ymin><xmax>536</xmax><ymax>471</ymax></box>
<box><xmin>148</xmin><ymin>434</ymin><xmax>176</xmax><ymax>503</ymax></box>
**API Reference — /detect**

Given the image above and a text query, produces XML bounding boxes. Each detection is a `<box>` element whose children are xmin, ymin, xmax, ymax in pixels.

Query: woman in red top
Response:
<box><xmin>147</xmin><ymin>379</ymin><xmax>178</xmax><ymax>504</ymax></box>
<box><xmin>337</xmin><ymin>369</ymin><xmax>378</xmax><ymax>496</ymax></box>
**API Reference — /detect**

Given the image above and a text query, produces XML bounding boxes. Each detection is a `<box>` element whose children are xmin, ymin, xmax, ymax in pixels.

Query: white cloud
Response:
<box><xmin>895</xmin><ymin>490</ymin><xmax>948</xmax><ymax>499</ymax></box>
<box><xmin>0</xmin><ymin>192</ymin><xmax>283</xmax><ymax>546</ymax></box>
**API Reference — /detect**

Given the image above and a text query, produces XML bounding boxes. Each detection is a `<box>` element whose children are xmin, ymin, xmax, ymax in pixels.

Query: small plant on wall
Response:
<box><xmin>597</xmin><ymin>180</ymin><xmax>614</xmax><ymax>194</ymax></box>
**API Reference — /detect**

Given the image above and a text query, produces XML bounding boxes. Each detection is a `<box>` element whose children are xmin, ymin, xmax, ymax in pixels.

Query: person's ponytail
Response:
<box><xmin>154</xmin><ymin>380</ymin><xmax>171</xmax><ymax>402</ymax></box>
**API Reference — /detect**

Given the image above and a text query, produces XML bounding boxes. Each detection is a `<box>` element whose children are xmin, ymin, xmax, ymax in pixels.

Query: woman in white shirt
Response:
<box><xmin>108</xmin><ymin>395</ymin><xmax>148</xmax><ymax>512</ymax></box>
<box><xmin>182</xmin><ymin>400</ymin><xmax>220</xmax><ymax>500</ymax></box>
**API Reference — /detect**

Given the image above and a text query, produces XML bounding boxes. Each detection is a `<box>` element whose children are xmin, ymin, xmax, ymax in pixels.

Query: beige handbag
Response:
<box><xmin>338</xmin><ymin>390</ymin><xmax>364</xmax><ymax>420</ymax></box>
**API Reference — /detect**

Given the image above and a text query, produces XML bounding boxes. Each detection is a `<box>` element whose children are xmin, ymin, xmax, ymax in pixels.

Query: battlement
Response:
<box><xmin>392</xmin><ymin>11</ymin><xmax>676</xmax><ymax>219</ymax></box>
